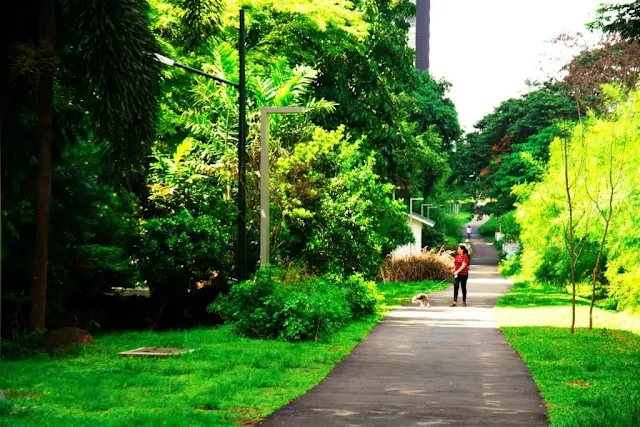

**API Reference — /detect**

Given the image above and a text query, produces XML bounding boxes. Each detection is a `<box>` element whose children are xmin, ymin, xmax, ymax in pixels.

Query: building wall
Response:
<box><xmin>415</xmin><ymin>0</ymin><xmax>430</xmax><ymax>71</ymax></box>
<box><xmin>393</xmin><ymin>218</ymin><xmax>423</xmax><ymax>257</ymax></box>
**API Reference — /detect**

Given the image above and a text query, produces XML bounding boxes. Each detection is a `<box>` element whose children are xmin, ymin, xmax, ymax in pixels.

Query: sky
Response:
<box><xmin>420</xmin><ymin>0</ymin><xmax>606</xmax><ymax>131</ymax></box>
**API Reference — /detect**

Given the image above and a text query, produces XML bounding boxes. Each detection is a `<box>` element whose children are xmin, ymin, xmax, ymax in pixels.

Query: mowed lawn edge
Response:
<box><xmin>0</xmin><ymin>279</ymin><xmax>449</xmax><ymax>427</ymax></box>
<box><xmin>495</xmin><ymin>281</ymin><xmax>640</xmax><ymax>427</ymax></box>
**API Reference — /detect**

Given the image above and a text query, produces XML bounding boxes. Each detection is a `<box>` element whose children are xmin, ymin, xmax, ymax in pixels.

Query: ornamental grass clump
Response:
<box><xmin>378</xmin><ymin>248</ymin><xmax>454</xmax><ymax>283</ymax></box>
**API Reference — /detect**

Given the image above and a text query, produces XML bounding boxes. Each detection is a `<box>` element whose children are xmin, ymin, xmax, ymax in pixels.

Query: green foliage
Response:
<box><xmin>428</xmin><ymin>210</ymin><xmax>469</xmax><ymax>244</ymax></box>
<box><xmin>421</xmin><ymin>225</ymin><xmax>447</xmax><ymax>249</ymax></box>
<box><xmin>478</xmin><ymin>217</ymin><xmax>496</xmax><ymax>238</ymax></box>
<box><xmin>61</xmin><ymin>0</ymin><xmax>162</xmax><ymax>175</ymax></box>
<box><xmin>2</xmin><ymin>0</ymin><xmax>464</xmax><ymax>338</ymax></box>
<box><xmin>139</xmin><ymin>209</ymin><xmax>234</xmax><ymax>298</ymax></box>
<box><xmin>499</xmin><ymin>253</ymin><xmax>522</xmax><ymax>277</ymax></box>
<box><xmin>589</xmin><ymin>1</ymin><xmax>640</xmax><ymax>42</ymax></box>
<box><xmin>515</xmin><ymin>85</ymin><xmax>640</xmax><ymax>309</ymax></box>
<box><xmin>211</xmin><ymin>267</ymin><xmax>381</xmax><ymax>342</ymax></box>
<box><xmin>479</xmin><ymin>212</ymin><xmax>520</xmax><ymax>242</ymax></box>
<box><xmin>2</xmin><ymin>139</ymin><xmax>141</xmax><ymax>328</ymax></box>
<box><xmin>233</xmin><ymin>0</ymin><xmax>459</xmax><ymax>194</ymax></box>
<box><xmin>341</xmin><ymin>274</ymin><xmax>384</xmax><ymax>319</ymax></box>
<box><xmin>457</xmin><ymin>85</ymin><xmax>578</xmax><ymax>214</ymax></box>
<box><xmin>0</xmin><ymin>331</ymin><xmax>45</xmax><ymax>360</ymax></box>
<box><xmin>178</xmin><ymin>0</ymin><xmax>223</xmax><ymax>50</ymax></box>
<box><xmin>272</xmin><ymin>127</ymin><xmax>412</xmax><ymax>278</ymax></box>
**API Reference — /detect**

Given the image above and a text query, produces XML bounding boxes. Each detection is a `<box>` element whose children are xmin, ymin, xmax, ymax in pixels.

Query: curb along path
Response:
<box><xmin>259</xmin><ymin>218</ymin><xmax>548</xmax><ymax>426</ymax></box>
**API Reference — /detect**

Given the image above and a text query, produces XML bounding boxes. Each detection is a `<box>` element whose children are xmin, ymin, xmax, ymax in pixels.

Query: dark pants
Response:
<box><xmin>454</xmin><ymin>275</ymin><xmax>468</xmax><ymax>302</ymax></box>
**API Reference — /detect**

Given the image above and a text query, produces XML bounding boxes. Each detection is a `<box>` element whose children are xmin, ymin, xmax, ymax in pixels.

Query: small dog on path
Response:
<box><xmin>411</xmin><ymin>293</ymin><xmax>431</xmax><ymax>308</ymax></box>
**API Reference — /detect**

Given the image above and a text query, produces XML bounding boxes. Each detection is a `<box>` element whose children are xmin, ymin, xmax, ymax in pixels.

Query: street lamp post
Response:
<box><xmin>152</xmin><ymin>9</ymin><xmax>248</xmax><ymax>281</ymax></box>
<box><xmin>421</xmin><ymin>203</ymin><xmax>439</xmax><ymax>219</ymax></box>
<box><xmin>409</xmin><ymin>197</ymin><xmax>423</xmax><ymax>216</ymax></box>
<box><xmin>260</xmin><ymin>107</ymin><xmax>304</xmax><ymax>266</ymax></box>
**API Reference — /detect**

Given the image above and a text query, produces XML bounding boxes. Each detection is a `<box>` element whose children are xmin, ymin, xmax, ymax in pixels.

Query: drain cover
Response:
<box><xmin>118</xmin><ymin>347</ymin><xmax>195</xmax><ymax>357</ymax></box>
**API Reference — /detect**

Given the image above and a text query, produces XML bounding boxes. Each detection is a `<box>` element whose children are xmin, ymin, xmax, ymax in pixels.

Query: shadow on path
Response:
<box><xmin>259</xmin><ymin>217</ymin><xmax>548</xmax><ymax>426</ymax></box>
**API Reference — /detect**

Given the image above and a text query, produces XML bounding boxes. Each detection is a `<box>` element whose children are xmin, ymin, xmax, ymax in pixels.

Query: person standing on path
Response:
<box><xmin>450</xmin><ymin>245</ymin><xmax>470</xmax><ymax>307</ymax></box>
<box><xmin>466</xmin><ymin>225</ymin><xmax>472</xmax><ymax>239</ymax></box>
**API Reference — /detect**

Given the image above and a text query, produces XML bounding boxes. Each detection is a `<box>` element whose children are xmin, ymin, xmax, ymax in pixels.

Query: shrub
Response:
<box><xmin>138</xmin><ymin>209</ymin><xmax>234</xmax><ymax>328</ymax></box>
<box><xmin>499</xmin><ymin>252</ymin><xmax>522</xmax><ymax>277</ymax></box>
<box><xmin>277</xmin><ymin>277</ymin><xmax>352</xmax><ymax>342</ymax></box>
<box><xmin>139</xmin><ymin>210</ymin><xmax>234</xmax><ymax>298</ymax></box>
<box><xmin>0</xmin><ymin>330</ymin><xmax>44</xmax><ymax>360</ymax></box>
<box><xmin>378</xmin><ymin>249</ymin><xmax>454</xmax><ymax>282</ymax></box>
<box><xmin>211</xmin><ymin>267</ymin><xmax>381</xmax><ymax>342</ymax></box>
<box><xmin>429</xmin><ymin>209</ymin><xmax>471</xmax><ymax>242</ymax></box>
<box><xmin>340</xmin><ymin>274</ymin><xmax>384</xmax><ymax>319</ymax></box>
<box><xmin>421</xmin><ymin>226</ymin><xmax>447</xmax><ymax>249</ymax></box>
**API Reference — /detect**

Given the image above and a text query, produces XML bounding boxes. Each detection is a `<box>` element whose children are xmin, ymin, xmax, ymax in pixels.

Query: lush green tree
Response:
<box><xmin>516</xmin><ymin>85</ymin><xmax>640</xmax><ymax>312</ymax></box>
<box><xmin>562</xmin><ymin>39</ymin><xmax>640</xmax><ymax>113</ymax></box>
<box><xmin>2</xmin><ymin>0</ymin><xmax>161</xmax><ymax>331</ymax></box>
<box><xmin>226</xmin><ymin>0</ymin><xmax>459</xmax><ymax>193</ymax></box>
<box><xmin>589</xmin><ymin>1</ymin><xmax>640</xmax><ymax>42</ymax></box>
<box><xmin>147</xmin><ymin>0</ymin><xmax>457</xmax><ymax>277</ymax></box>
<box><xmin>464</xmin><ymin>84</ymin><xmax>578</xmax><ymax>215</ymax></box>
<box><xmin>272</xmin><ymin>127</ymin><xmax>412</xmax><ymax>278</ymax></box>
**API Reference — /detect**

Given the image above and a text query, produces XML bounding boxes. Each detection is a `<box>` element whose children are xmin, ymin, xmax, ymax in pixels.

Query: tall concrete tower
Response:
<box><xmin>415</xmin><ymin>0</ymin><xmax>430</xmax><ymax>71</ymax></box>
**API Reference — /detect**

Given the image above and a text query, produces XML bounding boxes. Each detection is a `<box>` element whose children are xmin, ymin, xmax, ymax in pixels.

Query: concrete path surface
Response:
<box><xmin>259</xmin><ymin>218</ymin><xmax>547</xmax><ymax>426</ymax></box>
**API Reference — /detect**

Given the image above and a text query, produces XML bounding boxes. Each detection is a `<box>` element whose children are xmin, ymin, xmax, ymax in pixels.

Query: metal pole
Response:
<box><xmin>260</xmin><ymin>109</ymin><xmax>269</xmax><ymax>266</ymax></box>
<box><xmin>410</xmin><ymin>197</ymin><xmax>423</xmax><ymax>216</ymax></box>
<box><xmin>259</xmin><ymin>107</ymin><xmax>303</xmax><ymax>267</ymax></box>
<box><xmin>238</xmin><ymin>9</ymin><xmax>247</xmax><ymax>282</ymax></box>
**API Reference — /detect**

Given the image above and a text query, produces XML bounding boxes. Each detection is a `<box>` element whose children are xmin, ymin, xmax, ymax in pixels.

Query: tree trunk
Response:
<box><xmin>29</xmin><ymin>0</ymin><xmax>56</xmax><ymax>331</ymax></box>
<box><xmin>562</xmin><ymin>135</ymin><xmax>577</xmax><ymax>334</ymax></box>
<box><xmin>590</xmin><ymin>201</ymin><xmax>614</xmax><ymax>329</ymax></box>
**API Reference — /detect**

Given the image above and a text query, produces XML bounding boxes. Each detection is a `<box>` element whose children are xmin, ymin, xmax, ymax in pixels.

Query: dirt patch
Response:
<box><xmin>567</xmin><ymin>380</ymin><xmax>590</xmax><ymax>388</ymax></box>
<box><xmin>40</xmin><ymin>327</ymin><xmax>93</xmax><ymax>353</ymax></box>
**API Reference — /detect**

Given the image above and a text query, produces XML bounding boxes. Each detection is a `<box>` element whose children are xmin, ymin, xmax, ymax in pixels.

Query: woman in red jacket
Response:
<box><xmin>450</xmin><ymin>244</ymin><xmax>470</xmax><ymax>307</ymax></box>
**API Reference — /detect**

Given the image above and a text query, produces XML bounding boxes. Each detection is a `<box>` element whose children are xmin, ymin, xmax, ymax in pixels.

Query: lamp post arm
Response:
<box><xmin>173</xmin><ymin>61</ymin><xmax>239</xmax><ymax>88</ymax></box>
<box><xmin>151</xmin><ymin>53</ymin><xmax>239</xmax><ymax>88</ymax></box>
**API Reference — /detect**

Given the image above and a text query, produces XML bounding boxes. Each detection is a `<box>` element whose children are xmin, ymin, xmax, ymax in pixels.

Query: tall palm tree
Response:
<box><xmin>3</xmin><ymin>0</ymin><xmax>161</xmax><ymax>331</ymax></box>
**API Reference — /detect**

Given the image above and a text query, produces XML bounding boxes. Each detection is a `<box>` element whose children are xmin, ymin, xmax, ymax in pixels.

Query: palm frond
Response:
<box><xmin>177</xmin><ymin>0</ymin><xmax>223</xmax><ymax>50</ymax></box>
<box><xmin>61</xmin><ymin>0</ymin><xmax>161</xmax><ymax>176</ymax></box>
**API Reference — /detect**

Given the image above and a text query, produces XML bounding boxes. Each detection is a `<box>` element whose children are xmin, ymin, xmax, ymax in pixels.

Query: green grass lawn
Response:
<box><xmin>496</xmin><ymin>281</ymin><xmax>640</xmax><ymax>427</ymax></box>
<box><xmin>0</xmin><ymin>279</ymin><xmax>449</xmax><ymax>427</ymax></box>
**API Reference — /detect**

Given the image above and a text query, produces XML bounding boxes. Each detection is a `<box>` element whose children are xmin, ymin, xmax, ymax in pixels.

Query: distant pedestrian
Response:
<box><xmin>466</xmin><ymin>225</ymin><xmax>472</xmax><ymax>239</ymax></box>
<box><xmin>450</xmin><ymin>245</ymin><xmax>470</xmax><ymax>307</ymax></box>
<box><xmin>464</xmin><ymin>238</ymin><xmax>472</xmax><ymax>261</ymax></box>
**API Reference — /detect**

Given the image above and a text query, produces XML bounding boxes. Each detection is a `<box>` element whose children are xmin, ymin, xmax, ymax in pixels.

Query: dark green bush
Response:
<box><xmin>277</xmin><ymin>277</ymin><xmax>352</xmax><ymax>342</ymax></box>
<box><xmin>421</xmin><ymin>226</ymin><xmax>447</xmax><ymax>249</ymax></box>
<box><xmin>340</xmin><ymin>274</ymin><xmax>383</xmax><ymax>320</ymax></box>
<box><xmin>211</xmin><ymin>267</ymin><xmax>382</xmax><ymax>342</ymax></box>
<box><xmin>139</xmin><ymin>209</ymin><xmax>234</xmax><ymax>298</ymax></box>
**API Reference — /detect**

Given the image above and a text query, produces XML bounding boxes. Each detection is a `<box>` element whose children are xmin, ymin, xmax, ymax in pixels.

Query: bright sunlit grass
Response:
<box><xmin>0</xmin><ymin>279</ymin><xmax>448</xmax><ymax>426</ymax></box>
<box><xmin>496</xmin><ymin>281</ymin><xmax>640</xmax><ymax>427</ymax></box>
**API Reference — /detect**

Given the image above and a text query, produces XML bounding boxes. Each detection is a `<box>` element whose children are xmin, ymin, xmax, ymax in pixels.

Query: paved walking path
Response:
<box><xmin>260</xmin><ymin>218</ymin><xmax>547</xmax><ymax>426</ymax></box>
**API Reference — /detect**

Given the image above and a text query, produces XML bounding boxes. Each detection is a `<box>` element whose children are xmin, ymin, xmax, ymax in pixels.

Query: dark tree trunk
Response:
<box><xmin>29</xmin><ymin>0</ymin><xmax>56</xmax><ymax>331</ymax></box>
